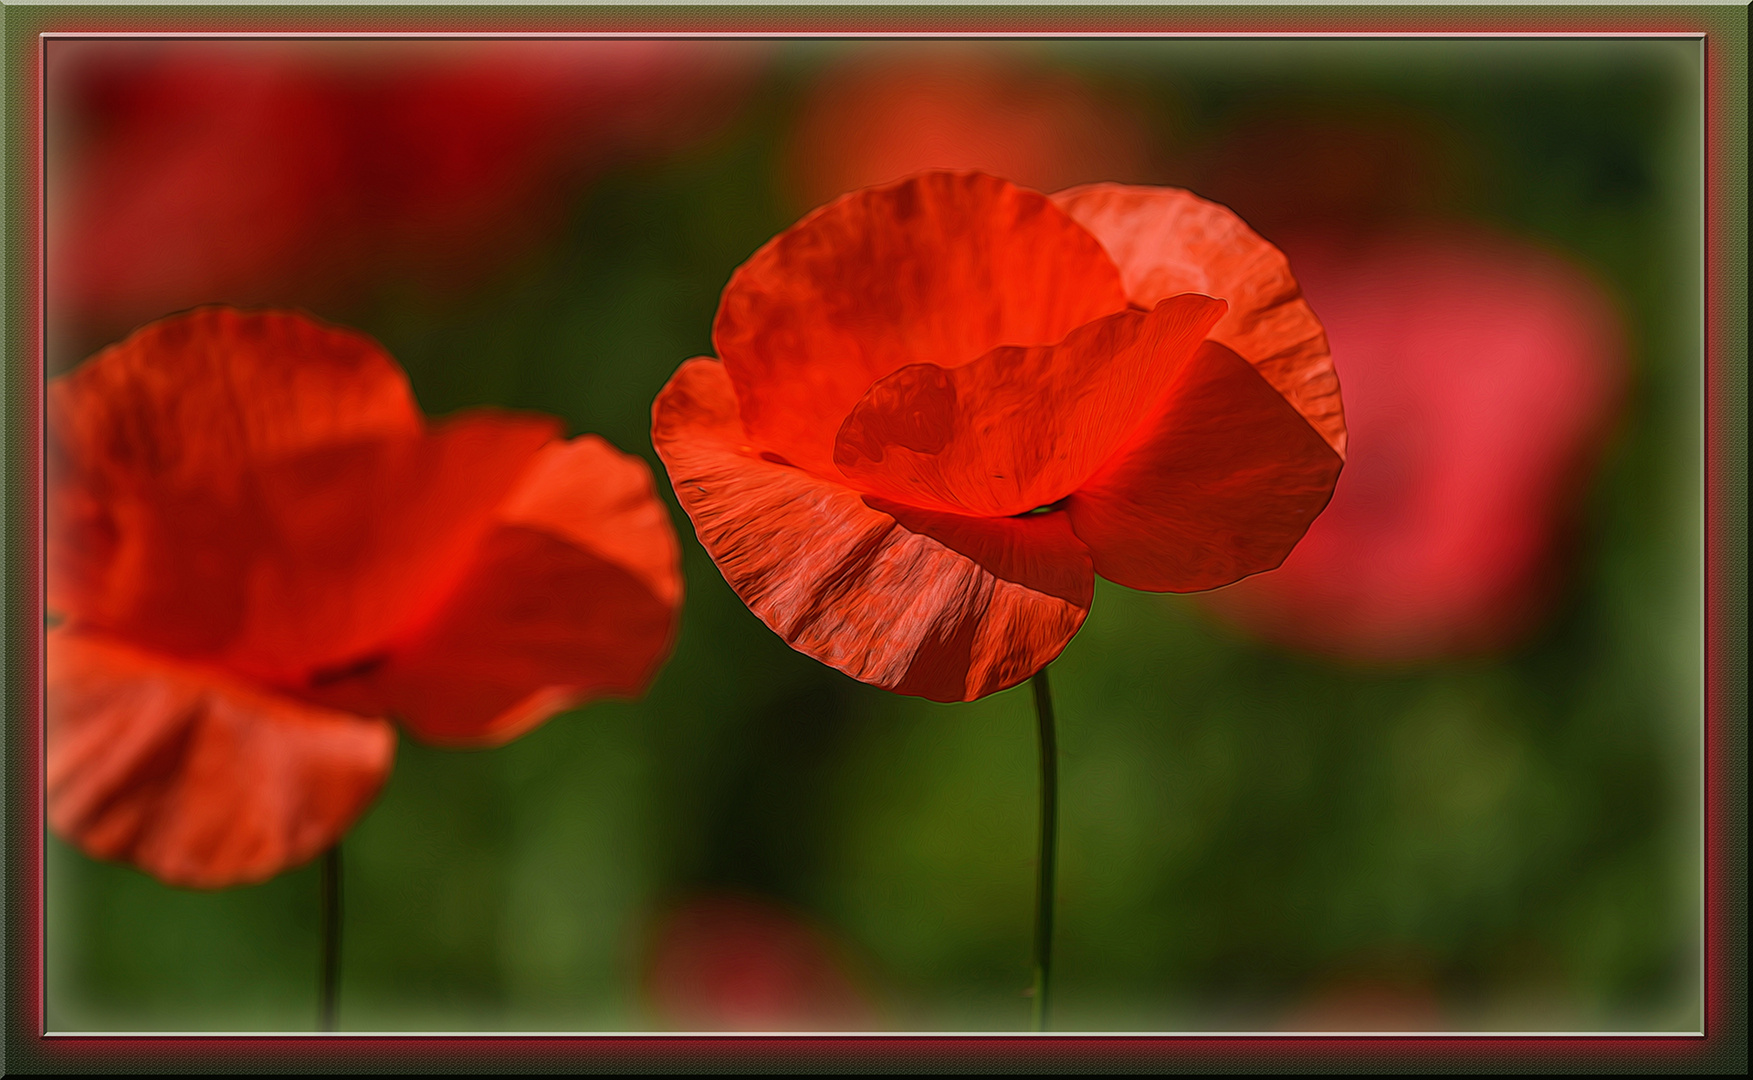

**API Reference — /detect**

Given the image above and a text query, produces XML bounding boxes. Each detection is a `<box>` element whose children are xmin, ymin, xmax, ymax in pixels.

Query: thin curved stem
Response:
<box><xmin>318</xmin><ymin>844</ymin><xmax>342</xmax><ymax>1032</ymax></box>
<box><xmin>1029</xmin><ymin>667</ymin><xmax>1059</xmax><ymax>1033</ymax></box>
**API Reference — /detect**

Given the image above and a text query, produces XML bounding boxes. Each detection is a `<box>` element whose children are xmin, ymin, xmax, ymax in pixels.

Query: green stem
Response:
<box><xmin>1029</xmin><ymin>667</ymin><xmax>1059</xmax><ymax>1033</ymax></box>
<box><xmin>319</xmin><ymin>844</ymin><xmax>342</xmax><ymax>1032</ymax></box>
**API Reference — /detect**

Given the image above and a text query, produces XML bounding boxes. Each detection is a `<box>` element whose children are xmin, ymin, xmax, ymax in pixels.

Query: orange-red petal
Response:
<box><xmin>47</xmin><ymin>307</ymin><xmax>420</xmax><ymax>622</ymax></box>
<box><xmin>48</xmin><ymin>308</ymin><xmax>562</xmax><ymax>673</ymax></box>
<box><xmin>46</xmin><ymin>629</ymin><xmax>394</xmax><ymax>889</ymax></box>
<box><xmin>654</xmin><ymin>357</ymin><xmax>1090</xmax><ymax>701</ymax></box>
<box><xmin>302</xmin><ymin>437</ymin><xmax>683</xmax><ymax>747</ymax></box>
<box><xmin>834</xmin><ymin>294</ymin><xmax>1227</xmax><ymax>517</ymax></box>
<box><xmin>496</xmin><ymin>436</ymin><xmax>684</xmax><ymax>609</ymax></box>
<box><xmin>220</xmin><ymin>409</ymin><xmax>558</xmax><ymax>681</ymax></box>
<box><xmin>1065</xmin><ymin>342</ymin><xmax>1343</xmax><ymax>592</ymax></box>
<box><xmin>1052</xmin><ymin>183</ymin><xmax>1347</xmax><ymax>459</ymax></box>
<box><xmin>714</xmin><ymin>172</ymin><xmax>1128</xmax><ymax>476</ymax></box>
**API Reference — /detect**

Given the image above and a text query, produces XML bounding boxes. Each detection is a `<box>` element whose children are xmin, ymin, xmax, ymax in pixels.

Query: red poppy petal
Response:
<box><xmin>715</xmin><ymin>172</ymin><xmax>1128</xmax><ymax>475</ymax></box>
<box><xmin>834</xmin><ymin>294</ymin><xmax>1227</xmax><ymax>517</ymax></box>
<box><xmin>306</xmin><ymin>526</ymin><xmax>679</xmax><ymax>748</ymax></box>
<box><xmin>51</xmin><ymin>306</ymin><xmax>420</xmax><ymax>487</ymax></box>
<box><xmin>1065</xmin><ymin>342</ymin><xmax>1343</xmax><ymax>592</ymax></box>
<box><xmin>654</xmin><ymin>358</ymin><xmax>1091</xmax><ymax>701</ymax></box>
<box><xmin>63</xmin><ymin>403</ymin><xmax>556</xmax><ymax>678</ymax></box>
<box><xmin>224</xmin><ymin>409</ymin><xmax>558</xmax><ymax>680</ymax></box>
<box><xmin>46</xmin><ymin>629</ymin><xmax>393</xmax><ymax>889</ymax></box>
<box><xmin>303</xmin><ymin>437</ymin><xmax>684</xmax><ymax>748</ymax></box>
<box><xmin>1052</xmin><ymin>184</ymin><xmax>1347</xmax><ymax>459</ymax></box>
<box><xmin>47</xmin><ymin>307</ymin><xmax>420</xmax><ymax>622</ymax></box>
<box><xmin>496</xmin><ymin>435</ymin><xmax>684</xmax><ymax>608</ymax></box>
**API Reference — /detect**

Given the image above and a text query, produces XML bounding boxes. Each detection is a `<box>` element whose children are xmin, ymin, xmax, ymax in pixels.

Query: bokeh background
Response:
<box><xmin>43</xmin><ymin>37</ymin><xmax>1703</xmax><ymax>1032</ymax></box>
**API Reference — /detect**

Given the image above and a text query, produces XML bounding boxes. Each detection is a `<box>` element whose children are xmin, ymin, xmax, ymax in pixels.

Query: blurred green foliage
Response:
<box><xmin>46</xmin><ymin>39</ymin><xmax>1702</xmax><ymax>1032</ymax></box>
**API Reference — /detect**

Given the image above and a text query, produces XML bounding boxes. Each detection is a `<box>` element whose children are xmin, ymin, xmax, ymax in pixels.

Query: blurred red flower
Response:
<box><xmin>653</xmin><ymin>172</ymin><xmax>1346</xmax><ymax>701</ymax></box>
<box><xmin>47</xmin><ymin>40</ymin><xmax>760</xmax><ymax>358</ymax></box>
<box><xmin>784</xmin><ymin>47</ymin><xmax>1155</xmax><ymax>211</ymax></box>
<box><xmin>47</xmin><ymin>307</ymin><xmax>682</xmax><ymax>887</ymax></box>
<box><xmin>1204</xmin><ymin>229</ymin><xmax>1626</xmax><ymax>660</ymax></box>
<box><xmin>644</xmin><ymin>894</ymin><xmax>877</xmax><ymax>1031</ymax></box>
<box><xmin>1283</xmin><ymin>975</ymin><xmax>1447</xmax><ymax>1032</ymax></box>
<box><xmin>1189</xmin><ymin>108</ymin><xmax>1464</xmax><ymax>241</ymax></box>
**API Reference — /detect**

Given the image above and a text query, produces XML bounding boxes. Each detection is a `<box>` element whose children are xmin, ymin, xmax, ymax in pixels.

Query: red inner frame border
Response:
<box><xmin>7</xmin><ymin>6</ymin><xmax>1742</xmax><ymax>1071</ymax></box>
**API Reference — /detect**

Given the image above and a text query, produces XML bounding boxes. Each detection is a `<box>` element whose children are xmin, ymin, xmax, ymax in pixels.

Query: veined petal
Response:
<box><xmin>60</xmin><ymin>406</ymin><xmax>557</xmax><ymax>677</ymax></box>
<box><xmin>1066</xmin><ymin>342</ymin><xmax>1343</xmax><ymax>592</ymax></box>
<box><xmin>46</xmin><ymin>629</ymin><xmax>394</xmax><ymax>889</ymax></box>
<box><xmin>47</xmin><ymin>307</ymin><xmax>420</xmax><ymax>622</ymax></box>
<box><xmin>302</xmin><ymin>436</ymin><xmax>684</xmax><ymax>747</ymax></box>
<box><xmin>715</xmin><ymin>172</ymin><xmax>1128</xmax><ymax>476</ymax></box>
<box><xmin>224</xmin><ymin>410</ymin><xmax>558</xmax><ymax>679</ymax></box>
<box><xmin>1052</xmin><ymin>183</ymin><xmax>1346</xmax><ymax>458</ymax></box>
<box><xmin>46</xmin><ymin>307</ymin><xmax>560</xmax><ymax>675</ymax></box>
<box><xmin>496</xmin><ymin>436</ymin><xmax>683</xmax><ymax>608</ymax></box>
<box><xmin>834</xmin><ymin>294</ymin><xmax>1226</xmax><ymax>517</ymax></box>
<box><xmin>654</xmin><ymin>358</ymin><xmax>1091</xmax><ymax>701</ymax></box>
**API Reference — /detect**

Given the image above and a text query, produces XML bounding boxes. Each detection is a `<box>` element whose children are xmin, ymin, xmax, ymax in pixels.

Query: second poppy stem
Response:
<box><xmin>318</xmin><ymin>844</ymin><xmax>342</xmax><ymax>1032</ymax></box>
<box><xmin>1029</xmin><ymin>667</ymin><xmax>1059</xmax><ymax>1033</ymax></box>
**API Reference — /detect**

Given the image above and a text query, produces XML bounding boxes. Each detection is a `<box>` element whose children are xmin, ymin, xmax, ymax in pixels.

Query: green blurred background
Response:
<box><xmin>44</xmin><ymin>38</ymin><xmax>1703</xmax><ymax>1032</ymax></box>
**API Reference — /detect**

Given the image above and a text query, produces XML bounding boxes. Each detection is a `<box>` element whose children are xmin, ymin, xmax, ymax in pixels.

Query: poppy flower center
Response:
<box><xmin>306</xmin><ymin>650</ymin><xmax>390</xmax><ymax>688</ymax></box>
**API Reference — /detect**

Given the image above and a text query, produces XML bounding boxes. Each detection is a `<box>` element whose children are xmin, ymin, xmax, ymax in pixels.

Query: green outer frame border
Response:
<box><xmin>3</xmin><ymin>5</ymin><xmax>1744</xmax><ymax>1073</ymax></box>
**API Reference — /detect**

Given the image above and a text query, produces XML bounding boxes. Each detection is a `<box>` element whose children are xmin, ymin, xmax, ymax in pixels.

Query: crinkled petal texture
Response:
<box><xmin>715</xmin><ymin>171</ymin><xmax>1129</xmax><ymax>475</ymax></box>
<box><xmin>654</xmin><ymin>358</ymin><xmax>1090</xmax><ymax>702</ymax></box>
<box><xmin>835</xmin><ymin>294</ymin><xmax>1227</xmax><ymax>516</ymax></box>
<box><xmin>47</xmin><ymin>630</ymin><xmax>394</xmax><ymax>889</ymax></box>
<box><xmin>657</xmin><ymin>173</ymin><xmax>1343</xmax><ymax>700</ymax></box>
<box><xmin>1064</xmin><ymin>342</ymin><xmax>1344</xmax><ymax>592</ymax></box>
<box><xmin>47</xmin><ymin>307</ymin><xmax>682</xmax><ymax>882</ymax></box>
<box><xmin>1053</xmin><ymin>183</ymin><xmax>1347</xmax><ymax>459</ymax></box>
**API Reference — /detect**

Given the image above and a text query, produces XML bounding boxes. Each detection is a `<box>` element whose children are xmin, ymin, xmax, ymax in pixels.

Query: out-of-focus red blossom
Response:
<box><xmin>644</xmin><ymin>894</ymin><xmax>878</xmax><ymax>1031</ymax></box>
<box><xmin>1190</xmin><ymin>109</ymin><xmax>1464</xmax><ymax>240</ymax></box>
<box><xmin>46</xmin><ymin>307</ymin><xmax>682</xmax><ymax>888</ymax></box>
<box><xmin>784</xmin><ymin>48</ymin><xmax>1155</xmax><ymax>212</ymax></box>
<box><xmin>47</xmin><ymin>40</ymin><xmax>761</xmax><ymax>354</ymax></box>
<box><xmin>653</xmin><ymin>171</ymin><xmax>1346</xmax><ymax>702</ymax></box>
<box><xmin>1204</xmin><ymin>229</ymin><xmax>1626</xmax><ymax>661</ymax></box>
<box><xmin>1282</xmin><ymin>974</ymin><xmax>1448</xmax><ymax>1032</ymax></box>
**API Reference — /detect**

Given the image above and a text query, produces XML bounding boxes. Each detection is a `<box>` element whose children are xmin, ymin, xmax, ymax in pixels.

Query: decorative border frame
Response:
<box><xmin>3</xmin><ymin>5</ymin><xmax>1744</xmax><ymax>1072</ymax></box>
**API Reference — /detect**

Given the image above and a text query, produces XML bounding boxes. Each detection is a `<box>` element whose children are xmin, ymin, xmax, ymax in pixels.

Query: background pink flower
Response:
<box><xmin>643</xmin><ymin>894</ymin><xmax>878</xmax><ymax>1031</ymax></box>
<box><xmin>1204</xmin><ymin>227</ymin><xmax>1627</xmax><ymax>661</ymax></box>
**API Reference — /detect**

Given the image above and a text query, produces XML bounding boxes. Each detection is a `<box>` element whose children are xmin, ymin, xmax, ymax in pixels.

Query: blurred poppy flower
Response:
<box><xmin>1283</xmin><ymin>974</ymin><xmax>1447</xmax><ymax>1032</ymax></box>
<box><xmin>1204</xmin><ymin>229</ymin><xmax>1625</xmax><ymax>660</ymax></box>
<box><xmin>47</xmin><ymin>39</ymin><xmax>761</xmax><ymax>362</ymax></box>
<box><xmin>1189</xmin><ymin>107</ymin><xmax>1465</xmax><ymax>241</ymax></box>
<box><xmin>653</xmin><ymin>171</ymin><xmax>1345</xmax><ymax>701</ymax></box>
<box><xmin>784</xmin><ymin>47</ymin><xmax>1155</xmax><ymax>211</ymax></box>
<box><xmin>644</xmin><ymin>893</ymin><xmax>878</xmax><ymax>1031</ymax></box>
<box><xmin>47</xmin><ymin>306</ymin><xmax>682</xmax><ymax>887</ymax></box>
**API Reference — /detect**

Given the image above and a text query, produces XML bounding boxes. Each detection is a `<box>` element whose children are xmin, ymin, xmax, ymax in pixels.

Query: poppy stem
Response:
<box><xmin>1029</xmin><ymin>666</ymin><xmax>1059</xmax><ymax>1033</ymax></box>
<box><xmin>318</xmin><ymin>844</ymin><xmax>342</xmax><ymax>1032</ymax></box>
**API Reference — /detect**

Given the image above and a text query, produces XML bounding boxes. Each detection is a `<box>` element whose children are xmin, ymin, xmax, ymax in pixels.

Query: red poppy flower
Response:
<box><xmin>644</xmin><ymin>894</ymin><xmax>877</xmax><ymax>1031</ymax></box>
<box><xmin>652</xmin><ymin>172</ymin><xmax>1345</xmax><ymax>701</ymax></box>
<box><xmin>47</xmin><ymin>307</ymin><xmax>682</xmax><ymax>888</ymax></box>
<box><xmin>784</xmin><ymin>47</ymin><xmax>1155</xmax><ymax>212</ymax></box>
<box><xmin>1202</xmin><ymin>228</ymin><xmax>1626</xmax><ymax>660</ymax></box>
<box><xmin>47</xmin><ymin>40</ymin><xmax>760</xmax><ymax>357</ymax></box>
